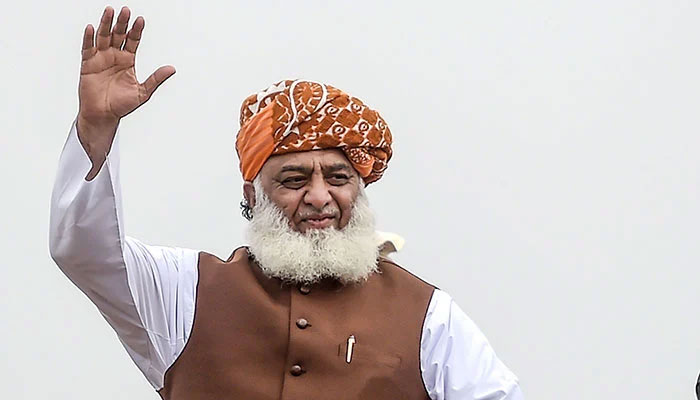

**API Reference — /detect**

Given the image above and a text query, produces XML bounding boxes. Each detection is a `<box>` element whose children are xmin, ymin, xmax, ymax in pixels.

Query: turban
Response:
<box><xmin>235</xmin><ymin>79</ymin><xmax>393</xmax><ymax>185</ymax></box>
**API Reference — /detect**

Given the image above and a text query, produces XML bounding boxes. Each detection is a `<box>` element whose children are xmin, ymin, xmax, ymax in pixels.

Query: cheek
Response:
<box><xmin>271</xmin><ymin>192</ymin><xmax>303</xmax><ymax>220</ymax></box>
<box><xmin>337</xmin><ymin>194</ymin><xmax>355</xmax><ymax>213</ymax></box>
<box><xmin>333</xmin><ymin>187</ymin><xmax>359</xmax><ymax>222</ymax></box>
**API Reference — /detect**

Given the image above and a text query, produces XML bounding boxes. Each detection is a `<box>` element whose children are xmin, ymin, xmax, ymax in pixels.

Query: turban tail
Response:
<box><xmin>235</xmin><ymin>80</ymin><xmax>393</xmax><ymax>185</ymax></box>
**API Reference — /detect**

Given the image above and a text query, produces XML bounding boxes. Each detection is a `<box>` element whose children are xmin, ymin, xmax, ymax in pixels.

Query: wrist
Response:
<box><xmin>77</xmin><ymin>113</ymin><xmax>119</xmax><ymax>133</ymax></box>
<box><xmin>75</xmin><ymin>114</ymin><xmax>119</xmax><ymax>173</ymax></box>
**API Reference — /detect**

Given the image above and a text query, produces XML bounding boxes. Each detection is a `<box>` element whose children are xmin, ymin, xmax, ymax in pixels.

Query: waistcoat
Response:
<box><xmin>159</xmin><ymin>247</ymin><xmax>435</xmax><ymax>400</ymax></box>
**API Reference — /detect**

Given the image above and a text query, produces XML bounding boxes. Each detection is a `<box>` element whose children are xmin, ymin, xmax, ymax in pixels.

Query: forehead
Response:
<box><xmin>260</xmin><ymin>149</ymin><xmax>355</xmax><ymax>175</ymax></box>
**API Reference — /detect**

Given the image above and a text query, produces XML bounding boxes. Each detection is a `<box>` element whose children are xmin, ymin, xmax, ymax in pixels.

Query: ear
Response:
<box><xmin>243</xmin><ymin>181</ymin><xmax>256</xmax><ymax>209</ymax></box>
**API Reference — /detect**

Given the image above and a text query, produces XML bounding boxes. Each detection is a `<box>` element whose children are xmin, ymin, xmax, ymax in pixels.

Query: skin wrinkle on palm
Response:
<box><xmin>78</xmin><ymin>6</ymin><xmax>175</xmax><ymax>181</ymax></box>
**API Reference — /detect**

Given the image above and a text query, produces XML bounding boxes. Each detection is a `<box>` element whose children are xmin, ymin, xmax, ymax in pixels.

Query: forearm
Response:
<box><xmin>48</xmin><ymin>118</ymin><xmax>200</xmax><ymax>388</ymax></box>
<box><xmin>49</xmin><ymin>7</ymin><xmax>190</xmax><ymax>387</ymax></box>
<box><xmin>49</xmin><ymin>118</ymin><xmax>125</xmax><ymax>274</ymax></box>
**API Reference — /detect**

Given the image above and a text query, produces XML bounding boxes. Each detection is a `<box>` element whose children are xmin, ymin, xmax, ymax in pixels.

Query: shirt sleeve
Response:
<box><xmin>49</xmin><ymin>120</ymin><xmax>199</xmax><ymax>390</ymax></box>
<box><xmin>420</xmin><ymin>289</ymin><xmax>524</xmax><ymax>400</ymax></box>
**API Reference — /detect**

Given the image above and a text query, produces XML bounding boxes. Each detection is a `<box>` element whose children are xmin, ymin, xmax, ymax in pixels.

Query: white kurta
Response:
<box><xmin>49</xmin><ymin>121</ymin><xmax>524</xmax><ymax>400</ymax></box>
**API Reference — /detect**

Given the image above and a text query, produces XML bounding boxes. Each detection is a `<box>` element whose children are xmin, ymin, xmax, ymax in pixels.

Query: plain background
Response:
<box><xmin>1</xmin><ymin>1</ymin><xmax>699</xmax><ymax>399</ymax></box>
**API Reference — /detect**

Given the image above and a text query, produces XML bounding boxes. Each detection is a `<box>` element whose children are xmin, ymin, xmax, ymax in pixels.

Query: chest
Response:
<box><xmin>159</xmin><ymin>254</ymin><xmax>433</xmax><ymax>400</ymax></box>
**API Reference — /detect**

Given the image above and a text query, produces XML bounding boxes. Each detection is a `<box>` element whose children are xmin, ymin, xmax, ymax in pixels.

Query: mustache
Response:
<box><xmin>296</xmin><ymin>208</ymin><xmax>340</xmax><ymax>220</ymax></box>
<box><xmin>246</xmin><ymin>178</ymin><xmax>379</xmax><ymax>284</ymax></box>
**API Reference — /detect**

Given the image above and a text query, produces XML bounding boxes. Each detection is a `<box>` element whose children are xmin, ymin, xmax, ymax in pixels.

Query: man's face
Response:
<box><xmin>247</xmin><ymin>149</ymin><xmax>361</xmax><ymax>233</ymax></box>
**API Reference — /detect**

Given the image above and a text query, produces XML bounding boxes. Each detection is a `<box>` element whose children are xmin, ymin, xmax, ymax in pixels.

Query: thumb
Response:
<box><xmin>140</xmin><ymin>65</ymin><xmax>176</xmax><ymax>103</ymax></box>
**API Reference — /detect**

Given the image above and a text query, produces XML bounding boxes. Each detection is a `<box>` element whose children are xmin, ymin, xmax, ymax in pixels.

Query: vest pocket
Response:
<box><xmin>336</xmin><ymin>342</ymin><xmax>402</xmax><ymax>368</ymax></box>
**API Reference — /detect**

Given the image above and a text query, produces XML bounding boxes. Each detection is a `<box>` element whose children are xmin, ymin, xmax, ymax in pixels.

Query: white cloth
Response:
<box><xmin>49</xmin><ymin>121</ymin><xmax>523</xmax><ymax>400</ymax></box>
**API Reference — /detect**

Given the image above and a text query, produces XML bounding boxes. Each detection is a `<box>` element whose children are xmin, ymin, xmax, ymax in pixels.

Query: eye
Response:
<box><xmin>282</xmin><ymin>176</ymin><xmax>308</xmax><ymax>189</ymax></box>
<box><xmin>327</xmin><ymin>174</ymin><xmax>350</xmax><ymax>186</ymax></box>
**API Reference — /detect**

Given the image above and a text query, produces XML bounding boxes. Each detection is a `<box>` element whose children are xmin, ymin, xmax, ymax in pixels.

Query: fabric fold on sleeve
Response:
<box><xmin>49</xmin><ymin>120</ymin><xmax>199</xmax><ymax>390</ymax></box>
<box><xmin>420</xmin><ymin>289</ymin><xmax>523</xmax><ymax>400</ymax></box>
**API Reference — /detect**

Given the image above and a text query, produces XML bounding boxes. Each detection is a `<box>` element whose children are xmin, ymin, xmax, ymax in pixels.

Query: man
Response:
<box><xmin>49</xmin><ymin>6</ymin><xmax>523</xmax><ymax>400</ymax></box>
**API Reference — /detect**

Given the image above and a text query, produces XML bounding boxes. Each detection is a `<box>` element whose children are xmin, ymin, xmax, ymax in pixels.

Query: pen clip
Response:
<box><xmin>346</xmin><ymin>335</ymin><xmax>356</xmax><ymax>364</ymax></box>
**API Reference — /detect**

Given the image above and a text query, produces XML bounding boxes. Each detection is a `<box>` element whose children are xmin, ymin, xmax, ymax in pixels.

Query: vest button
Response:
<box><xmin>299</xmin><ymin>284</ymin><xmax>311</xmax><ymax>294</ymax></box>
<box><xmin>296</xmin><ymin>318</ymin><xmax>309</xmax><ymax>329</ymax></box>
<box><xmin>290</xmin><ymin>364</ymin><xmax>304</xmax><ymax>376</ymax></box>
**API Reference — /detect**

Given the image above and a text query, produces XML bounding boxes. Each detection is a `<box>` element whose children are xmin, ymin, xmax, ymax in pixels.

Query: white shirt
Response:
<box><xmin>49</xmin><ymin>121</ymin><xmax>523</xmax><ymax>400</ymax></box>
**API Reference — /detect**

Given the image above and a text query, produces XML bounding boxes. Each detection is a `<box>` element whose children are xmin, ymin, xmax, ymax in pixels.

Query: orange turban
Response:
<box><xmin>235</xmin><ymin>79</ymin><xmax>393</xmax><ymax>185</ymax></box>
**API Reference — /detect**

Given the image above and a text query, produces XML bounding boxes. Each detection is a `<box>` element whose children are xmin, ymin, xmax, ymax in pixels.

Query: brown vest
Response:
<box><xmin>159</xmin><ymin>247</ymin><xmax>435</xmax><ymax>400</ymax></box>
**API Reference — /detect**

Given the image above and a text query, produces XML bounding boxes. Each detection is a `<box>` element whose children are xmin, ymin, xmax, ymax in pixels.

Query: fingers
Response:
<box><xmin>140</xmin><ymin>65</ymin><xmax>176</xmax><ymax>102</ymax></box>
<box><xmin>82</xmin><ymin>24</ymin><xmax>94</xmax><ymax>50</ymax></box>
<box><xmin>124</xmin><ymin>16</ymin><xmax>145</xmax><ymax>53</ymax></box>
<box><xmin>81</xmin><ymin>24</ymin><xmax>95</xmax><ymax>60</ymax></box>
<box><xmin>90</xmin><ymin>6</ymin><xmax>145</xmax><ymax>54</ymax></box>
<box><xmin>95</xmin><ymin>6</ymin><xmax>114</xmax><ymax>50</ymax></box>
<box><xmin>111</xmin><ymin>7</ymin><xmax>131</xmax><ymax>49</ymax></box>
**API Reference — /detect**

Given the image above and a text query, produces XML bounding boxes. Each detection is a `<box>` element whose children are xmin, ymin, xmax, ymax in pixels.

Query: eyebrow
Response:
<box><xmin>322</xmin><ymin>163</ymin><xmax>353</xmax><ymax>174</ymax></box>
<box><xmin>277</xmin><ymin>163</ymin><xmax>353</xmax><ymax>176</ymax></box>
<box><xmin>279</xmin><ymin>165</ymin><xmax>313</xmax><ymax>174</ymax></box>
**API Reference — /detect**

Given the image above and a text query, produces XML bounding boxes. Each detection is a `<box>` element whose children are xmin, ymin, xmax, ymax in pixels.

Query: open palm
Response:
<box><xmin>79</xmin><ymin>6</ymin><xmax>174</xmax><ymax>122</ymax></box>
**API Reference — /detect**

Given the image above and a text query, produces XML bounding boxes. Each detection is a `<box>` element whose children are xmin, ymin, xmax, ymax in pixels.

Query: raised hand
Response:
<box><xmin>77</xmin><ymin>6</ymin><xmax>175</xmax><ymax>180</ymax></box>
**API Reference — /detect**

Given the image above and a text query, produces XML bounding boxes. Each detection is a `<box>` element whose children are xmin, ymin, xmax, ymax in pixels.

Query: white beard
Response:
<box><xmin>245</xmin><ymin>179</ymin><xmax>380</xmax><ymax>284</ymax></box>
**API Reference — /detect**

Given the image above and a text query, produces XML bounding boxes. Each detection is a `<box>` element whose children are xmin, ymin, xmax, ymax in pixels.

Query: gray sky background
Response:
<box><xmin>1</xmin><ymin>1</ymin><xmax>699</xmax><ymax>399</ymax></box>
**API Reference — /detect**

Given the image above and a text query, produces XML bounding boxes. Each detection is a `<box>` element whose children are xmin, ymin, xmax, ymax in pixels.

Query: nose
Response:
<box><xmin>303</xmin><ymin>173</ymin><xmax>332</xmax><ymax>210</ymax></box>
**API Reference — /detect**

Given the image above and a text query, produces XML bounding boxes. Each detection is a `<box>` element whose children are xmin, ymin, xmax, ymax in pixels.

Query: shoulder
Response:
<box><xmin>376</xmin><ymin>257</ymin><xmax>437</xmax><ymax>295</ymax></box>
<box><xmin>423</xmin><ymin>289</ymin><xmax>489</xmax><ymax>340</ymax></box>
<box><xmin>421</xmin><ymin>289</ymin><xmax>521</xmax><ymax>398</ymax></box>
<box><xmin>197</xmin><ymin>246</ymin><xmax>249</xmax><ymax>266</ymax></box>
<box><xmin>197</xmin><ymin>250</ymin><xmax>225</xmax><ymax>265</ymax></box>
<box><xmin>196</xmin><ymin>247</ymin><xmax>260</xmax><ymax>285</ymax></box>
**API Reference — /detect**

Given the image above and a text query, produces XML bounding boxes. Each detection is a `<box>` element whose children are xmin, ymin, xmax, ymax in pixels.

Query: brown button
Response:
<box><xmin>296</xmin><ymin>318</ymin><xmax>309</xmax><ymax>329</ymax></box>
<box><xmin>290</xmin><ymin>364</ymin><xmax>304</xmax><ymax>376</ymax></box>
<box><xmin>299</xmin><ymin>284</ymin><xmax>311</xmax><ymax>294</ymax></box>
